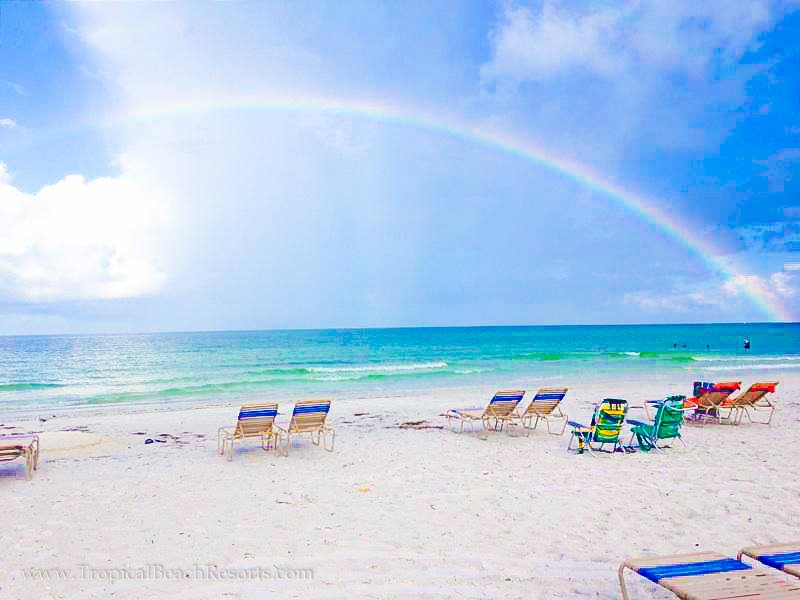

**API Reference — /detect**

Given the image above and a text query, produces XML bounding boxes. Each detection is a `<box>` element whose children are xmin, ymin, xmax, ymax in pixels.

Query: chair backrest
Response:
<box><xmin>590</xmin><ymin>398</ymin><xmax>628</xmax><ymax>443</ymax></box>
<box><xmin>524</xmin><ymin>387</ymin><xmax>568</xmax><ymax>416</ymax></box>
<box><xmin>733</xmin><ymin>381</ymin><xmax>778</xmax><ymax>406</ymax></box>
<box><xmin>693</xmin><ymin>381</ymin><xmax>714</xmax><ymax>397</ymax></box>
<box><xmin>235</xmin><ymin>402</ymin><xmax>279</xmax><ymax>437</ymax></box>
<box><xmin>652</xmin><ymin>395</ymin><xmax>686</xmax><ymax>440</ymax></box>
<box><xmin>0</xmin><ymin>447</ymin><xmax>25</xmax><ymax>462</ymax></box>
<box><xmin>487</xmin><ymin>390</ymin><xmax>525</xmax><ymax>417</ymax></box>
<box><xmin>0</xmin><ymin>435</ymin><xmax>37</xmax><ymax>462</ymax></box>
<box><xmin>289</xmin><ymin>400</ymin><xmax>332</xmax><ymax>432</ymax></box>
<box><xmin>693</xmin><ymin>381</ymin><xmax>741</xmax><ymax>407</ymax></box>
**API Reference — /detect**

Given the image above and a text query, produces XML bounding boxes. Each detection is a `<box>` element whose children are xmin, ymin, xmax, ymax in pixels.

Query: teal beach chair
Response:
<box><xmin>627</xmin><ymin>395</ymin><xmax>688</xmax><ymax>452</ymax></box>
<box><xmin>567</xmin><ymin>398</ymin><xmax>629</xmax><ymax>454</ymax></box>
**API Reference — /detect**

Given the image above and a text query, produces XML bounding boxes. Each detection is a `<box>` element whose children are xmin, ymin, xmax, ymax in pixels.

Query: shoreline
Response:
<box><xmin>2</xmin><ymin>363</ymin><xmax>794</xmax><ymax>421</ymax></box>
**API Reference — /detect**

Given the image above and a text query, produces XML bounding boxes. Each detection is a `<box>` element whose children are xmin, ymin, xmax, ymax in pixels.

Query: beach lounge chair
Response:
<box><xmin>567</xmin><ymin>398</ymin><xmax>629</xmax><ymax>454</ymax></box>
<box><xmin>443</xmin><ymin>390</ymin><xmax>526</xmax><ymax>434</ymax></box>
<box><xmin>275</xmin><ymin>400</ymin><xmax>334</xmax><ymax>456</ymax></box>
<box><xmin>517</xmin><ymin>387</ymin><xmax>569</xmax><ymax>435</ymax></box>
<box><xmin>722</xmin><ymin>382</ymin><xmax>779</xmax><ymax>425</ymax></box>
<box><xmin>627</xmin><ymin>395</ymin><xmax>689</xmax><ymax>452</ymax></box>
<box><xmin>739</xmin><ymin>542</ymin><xmax>800</xmax><ymax>579</ymax></box>
<box><xmin>217</xmin><ymin>402</ymin><xmax>279</xmax><ymax>461</ymax></box>
<box><xmin>0</xmin><ymin>434</ymin><xmax>39</xmax><ymax>480</ymax></box>
<box><xmin>619</xmin><ymin>551</ymin><xmax>800</xmax><ymax>600</ymax></box>
<box><xmin>685</xmin><ymin>381</ymin><xmax>741</xmax><ymax>425</ymax></box>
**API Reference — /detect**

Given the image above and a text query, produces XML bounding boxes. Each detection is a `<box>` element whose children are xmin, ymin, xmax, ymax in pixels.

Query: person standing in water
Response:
<box><xmin>744</xmin><ymin>339</ymin><xmax>751</xmax><ymax>351</ymax></box>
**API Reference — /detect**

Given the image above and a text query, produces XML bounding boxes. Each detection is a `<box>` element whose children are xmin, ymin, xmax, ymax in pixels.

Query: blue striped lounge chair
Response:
<box><xmin>518</xmin><ymin>387</ymin><xmax>568</xmax><ymax>435</ymax></box>
<box><xmin>443</xmin><ymin>390</ymin><xmax>525</xmax><ymax>434</ymax></box>
<box><xmin>0</xmin><ymin>434</ymin><xmax>40</xmax><ymax>480</ymax></box>
<box><xmin>619</xmin><ymin>551</ymin><xmax>800</xmax><ymax>600</ymax></box>
<box><xmin>275</xmin><ymin>400</ymin><xmax>335</xmax><ymax>456</ymax></box>
<box><xmin>739</xmin><ymin>542</ymin><xmax>800</xmax><ymax>580</ymax></box>
<box><xmin>217</xmin><ymin>402</ymin><xmax>279</xmax><ymax>461</ymax></box>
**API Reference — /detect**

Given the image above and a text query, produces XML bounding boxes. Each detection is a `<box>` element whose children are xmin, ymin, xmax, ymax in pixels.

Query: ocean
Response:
<box><xmin>1</xmin><ymin>323</ymin><xmax>798</xmax><ymax>413</ymax></box>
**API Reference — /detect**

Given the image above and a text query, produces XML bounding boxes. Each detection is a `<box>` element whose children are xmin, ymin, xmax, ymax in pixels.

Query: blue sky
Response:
<box><xmin>1</xmin><ymin>0</ymin><xmax>799</xmax><ymax>334</ymax></box>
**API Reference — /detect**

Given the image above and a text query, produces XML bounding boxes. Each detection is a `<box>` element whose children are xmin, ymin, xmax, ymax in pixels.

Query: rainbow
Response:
<box><xmin>104</xmin><ymin>92</ymin><xmax>792</xmax><ymax>321</ymax></box>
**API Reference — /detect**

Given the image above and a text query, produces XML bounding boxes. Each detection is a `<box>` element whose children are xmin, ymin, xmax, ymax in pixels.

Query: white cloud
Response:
<box><xmin>482</xmin><ymin>3</ymin><xmax>623</xmax><ymax>80</ymax></box>
<box><xmin>482</xmin><ymin>1</ymin><xmax>777</xmax><ymax>83</ymax></box>
<box><xmin>625</xmin><ymin>267</ymin><xmax>799</xmax><ymax>316</ymax></box>
<box><xmin>0</xmin><ymin>161</ymin><xmax>168</xmax><ymax>302</ymax></box>
<box><xmin>624</xmin><ymin>289</ymin><xmax>731</xmax><ymax>313</ymax></box>
<box><xmin>0</xmin><ymin>118</ymin><xmax>17</xmax><ymax>129</ymax></box>
<box><xmin>5</xmin><ymin>81</ymin><xmax>26</xmax><ymax>96</ymax></box>
<box><xmin>723</xmin><ymin>271</ymin><xmax>798</xmax><ymax>304</ymax></box>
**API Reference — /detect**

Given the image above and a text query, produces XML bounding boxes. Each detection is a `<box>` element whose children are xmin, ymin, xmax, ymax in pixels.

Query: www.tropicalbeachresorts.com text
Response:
<box><xmin>22</xmin><ymin>564</ymin><xmax>315</xmax><ymax>582</ymax></box>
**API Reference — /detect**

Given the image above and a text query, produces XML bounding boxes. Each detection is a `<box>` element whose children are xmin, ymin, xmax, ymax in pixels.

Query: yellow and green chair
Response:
<box><xmin>567</xmin><ymin>398</ymin><xmax>629</xmax><ymax>454</ymax></box>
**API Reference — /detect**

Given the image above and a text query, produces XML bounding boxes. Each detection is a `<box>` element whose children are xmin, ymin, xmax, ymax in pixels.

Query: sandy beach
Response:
<box><xmin>2</xmin><ymin>374</ymin><xmax>799</xmax><ymax>599</ymax></box>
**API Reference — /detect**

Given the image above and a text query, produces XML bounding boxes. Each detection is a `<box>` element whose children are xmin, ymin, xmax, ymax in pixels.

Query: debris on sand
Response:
<box><xmin>394</xmin><ymin>420</ymin><xmax>444</xmax><ymax>430</ymax></box>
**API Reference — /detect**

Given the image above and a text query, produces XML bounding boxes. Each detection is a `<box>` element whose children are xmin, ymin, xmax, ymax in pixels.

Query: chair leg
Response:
<box><xmin>282</xmin><ymin>433</ymin><xmax>291</xmax><ymax>457</ymax></box>
<box><xmin>32</xmin><ymin>439</ymin><xmax>39</xmax><ymax>470</ymax></box>
<box><xmin>227</xmin><ymin>438</ymin><xmax>235</xmax><ymax>462</ymax></box>
<box><xmin>619</xmin><ymin>563</ymin><xmax>631</xmax><ymax>600</ymax></box>
<box><xmin>26</xmin><ymin>448</ymin><xmax>33</xmax><ymax>480</ymax></box>
<box><xmin>324</xmin><ymin>428</ymin><xmax>335</xmax><ymax>452</ymax></box>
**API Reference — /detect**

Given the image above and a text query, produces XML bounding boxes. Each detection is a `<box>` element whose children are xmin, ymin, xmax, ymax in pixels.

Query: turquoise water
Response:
<box><xmin>1</xmin><ymin>324</ymin><xmax>798</xmax><ymax>412</ymax></box>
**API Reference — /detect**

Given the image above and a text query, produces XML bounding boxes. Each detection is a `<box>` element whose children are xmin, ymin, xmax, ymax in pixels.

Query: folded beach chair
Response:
<box><xmin>619</xmin><ymin>551</ymin><xmax>800</xmax><ymax>600</ymax></box>
<box><xmin>722</xmin><ymin>382</ymin><xmax>779</xmax><ymax>425</ymax></box>
<box><xmin>628</xmin><ymin>395</ymin><xmax>689</xmax><ymax>452</ymax></box>
<box><xmin>567</xmin><ymin>398</ymin><xmax>628</xmax><ymax>454</ymax></box>
<box><xmin>276</xmin><ymin>399</ymin><xmax>334</xmax><ymax>456</ymax></box>
<box><xmin>685</xmin><ymin>381</ymin><xmax>741</xmax><ymax>425</ymax></box>
<box><xmin>739</xmin><ymin>542</ymin><xmax>800</xmax><ymax>579</ymax></box>
<box><xmin>518</xmin><ymin>387</ymin><xmax>568</xmax><ymax>435</ymax></box>
<box><xmin>443</xmin><ymin>390</ymin><xmax>525</xmax><ymax>434</ymax></box>
<box><xmin>217</xmin><ymin>402</ymin><xmax>279</xmax><ymax>461</ymax></box>
<box><xmin>0</xmin><ymin>434</ymin><xmax>40</xmax><ymax>480</ymax></box>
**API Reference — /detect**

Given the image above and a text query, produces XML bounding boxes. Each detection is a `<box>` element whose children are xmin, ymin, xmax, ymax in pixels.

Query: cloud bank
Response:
<box><xmin>0</xmin><ymin>161</ymin><xmax>167</xmax><ymax>302</ymax></box>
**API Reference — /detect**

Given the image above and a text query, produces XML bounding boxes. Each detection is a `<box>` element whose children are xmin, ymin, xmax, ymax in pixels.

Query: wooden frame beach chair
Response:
<box><xmin>627</xmin><ymin>395</ymin><xmax>690</xmax><ymax>453</ymax></box>
<box><xmin>722</xmin><ymin>382</ymin><xmax>779</xmax><ymax>425</ymax></box>
<box><xmin>517</xmin><ymin>387</ymin><xmax>568</xmax><ymax>435</ymax></box>
<box><xmin>684</xmin><ymin>381</ymin><xmax>741</xmax><ymax>426</ymax></box>
<box><xmin>739</xmin><ymin>542</ymin><xmax>800</xmax><ymax>580</ymax></box>
<box><xmin>619</xmin><ymin>551</ymin><xmax>800</xmax><ymax>600</ymax></box>
<box><xmin>217</xmin><ymin>402</ymin><xmax>279</xmax><ymax>461</ymax></box>
<box><xmin>567</xmin><ymin>398</ymin><xmax>629</xmax><ymax>454</ymax></box>
<box><xmin>442</xmin><ymin>390</ymin><xmax>525</xmax><ymax>433</ymax></box>
<box><xmin>0</xmin><ymin>434</ymin><xmax>39</xmax><ymax>480</ymax></box>
<box><xmin>275</xmin><ymin>400</ymin><xmax>334</xmax><ymax>456</ymax></box>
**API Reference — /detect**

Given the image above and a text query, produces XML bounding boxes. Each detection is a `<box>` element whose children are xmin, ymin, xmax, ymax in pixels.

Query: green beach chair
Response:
<box><xmin>567</xmin><ymin>398</ymin><xmax>629</xmax><ymax>455</ymax></box>
<box><xmin>627</xmin><ymin>395</ymin><xmax>688</xmax><ymax>452</ymax></box>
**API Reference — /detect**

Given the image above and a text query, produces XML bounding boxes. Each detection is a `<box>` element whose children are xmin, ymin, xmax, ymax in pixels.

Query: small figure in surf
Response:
<box><xmin>744</xmin><ymin>339</ymin><xmax>751</xmax><ymax>351</ymax></box>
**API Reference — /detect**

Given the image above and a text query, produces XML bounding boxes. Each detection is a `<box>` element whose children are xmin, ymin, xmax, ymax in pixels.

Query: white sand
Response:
<box><xmin>2</xmin><ymin>376</ymin><xmax>800</xmax><ymax>599</ymax></box>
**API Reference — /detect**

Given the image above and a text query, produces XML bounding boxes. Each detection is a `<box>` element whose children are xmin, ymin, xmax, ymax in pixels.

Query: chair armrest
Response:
<box><xmin>567</xmin><ymin>420</ymin><xmax>588</xmax><ymax>429</ymax></box>
<box><xmin>626</xmin><ymin>419</ymin><xmax>648</xmax><ymax>427</ymax></box>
